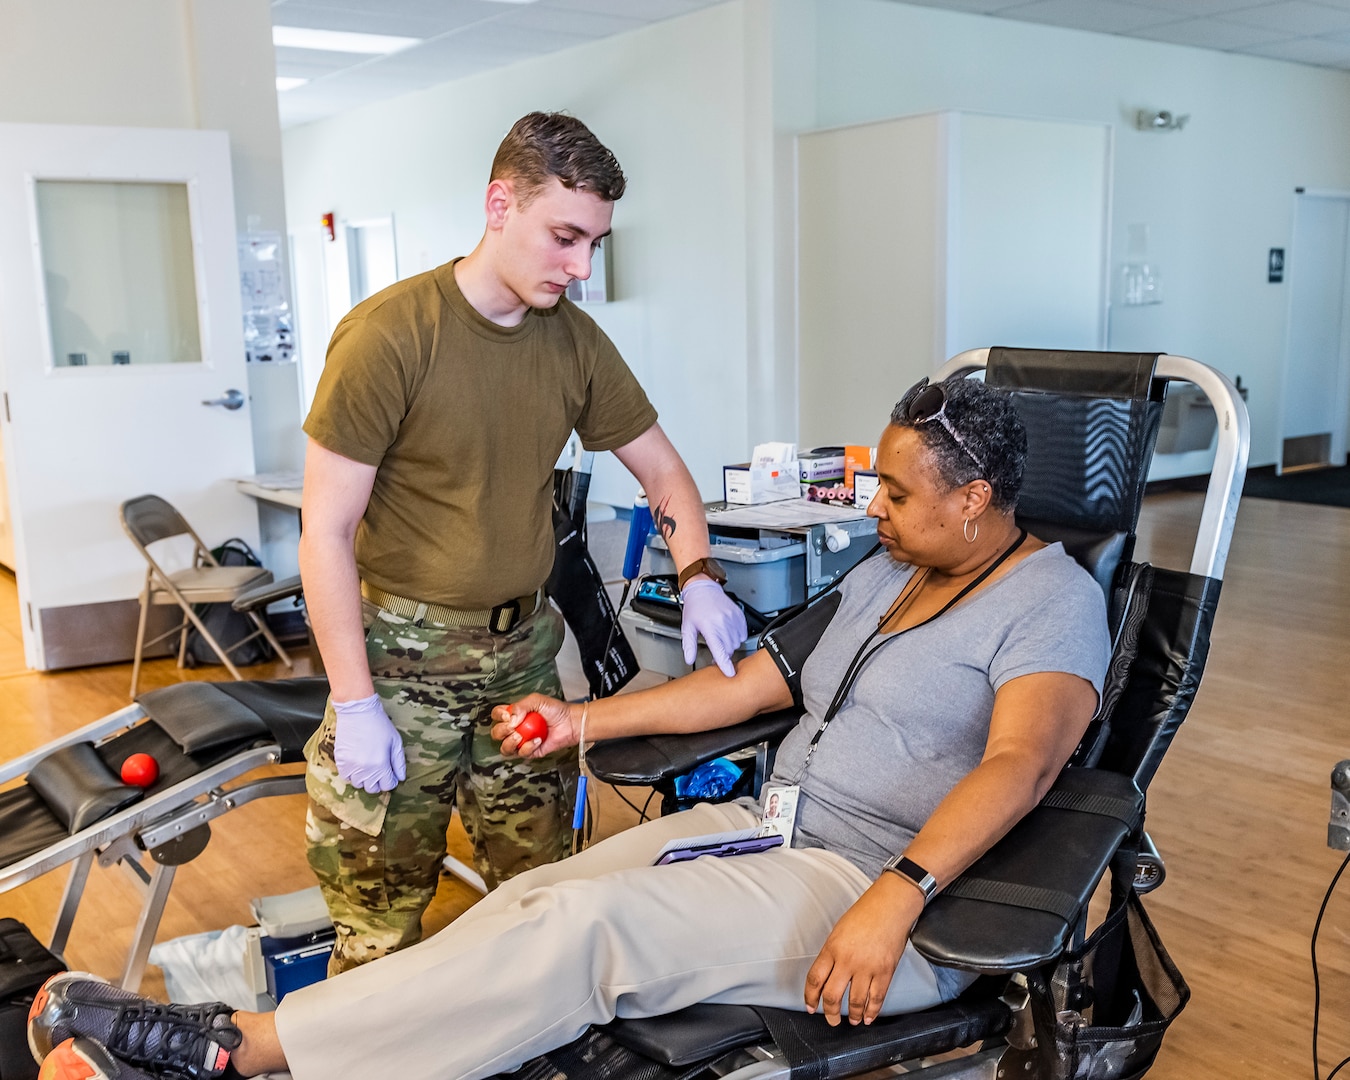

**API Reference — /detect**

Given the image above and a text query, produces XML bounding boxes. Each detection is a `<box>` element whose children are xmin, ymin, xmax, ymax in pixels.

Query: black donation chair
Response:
<box><xmin>502</xmin><ymin>348</ymin><xmax>1247</xmax><ymax>1080</ymax></box>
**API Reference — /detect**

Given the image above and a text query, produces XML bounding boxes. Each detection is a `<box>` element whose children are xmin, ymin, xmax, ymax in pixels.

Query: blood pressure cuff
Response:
<box><xmin>758</xmin><ymin>592</ymin><xmax>842</xmax><ymax>709</ymax></box>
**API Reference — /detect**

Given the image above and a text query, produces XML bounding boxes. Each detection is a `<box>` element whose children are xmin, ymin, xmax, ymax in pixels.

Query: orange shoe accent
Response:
<box><xmin>38</xmin><ymin>1039</ymin><xmax>100</xmax><ymax>1080</ymax></box>
<box><xmin>28</xmin><ymin>975</ymin><xmax>55</xmax><ymax>1023</ymax></box>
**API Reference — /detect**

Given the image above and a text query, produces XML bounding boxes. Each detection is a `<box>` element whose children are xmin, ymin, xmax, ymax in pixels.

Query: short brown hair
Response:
<box><xmin>490</xmin><ymin>112</ymin><xmax>626</xmax><ymax>206</ymax></box>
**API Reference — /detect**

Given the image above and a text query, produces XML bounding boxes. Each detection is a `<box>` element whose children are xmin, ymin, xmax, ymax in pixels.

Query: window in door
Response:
<box><xmin>34</xmin><ymin>179</ymin><xmax>201</xmax><ymax>369</ymax></box>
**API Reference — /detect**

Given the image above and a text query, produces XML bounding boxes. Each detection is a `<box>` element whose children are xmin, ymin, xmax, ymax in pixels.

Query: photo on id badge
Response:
<box><xmin>759</xmin><ymin>783</ymin><xmax>799</xmax><ymax>845</ymax></box>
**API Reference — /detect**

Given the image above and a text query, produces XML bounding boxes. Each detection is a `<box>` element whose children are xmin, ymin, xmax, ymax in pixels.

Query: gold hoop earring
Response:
<box><xmin>963</xmin><ymin>517</ymin><xmax>978</xmax><ymax>544</ymax></box>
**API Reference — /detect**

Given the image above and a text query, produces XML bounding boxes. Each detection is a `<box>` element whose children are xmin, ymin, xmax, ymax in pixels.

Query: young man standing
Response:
<box><xmin>298</xmin><ymin>111</ymin><xmax>746</xmax><ymax>973</ymax></box>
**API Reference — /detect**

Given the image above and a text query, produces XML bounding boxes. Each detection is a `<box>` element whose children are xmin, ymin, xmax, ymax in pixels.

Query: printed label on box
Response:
<box><xmin>799</xmin><ymin>452</ymin><xmax>846</xmax><ymax>483</ymax></box>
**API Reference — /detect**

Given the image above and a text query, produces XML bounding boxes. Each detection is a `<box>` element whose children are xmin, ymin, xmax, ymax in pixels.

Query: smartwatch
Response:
<box><xmin>678</xmin><ymin>556</ymin><xmax>728</xmax><ymax>592</ymax></box>
<box><xmin>881</xmin><ymin>854</ymin><xmax>938</xmax><ymax>906</ymax></box>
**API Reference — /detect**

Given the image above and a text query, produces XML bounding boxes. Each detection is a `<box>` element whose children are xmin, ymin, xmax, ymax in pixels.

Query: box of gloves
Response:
<box><xmin>723</xmin><ymin>442</ymin><xmax>801</xmax><ymax>505</ymax></box>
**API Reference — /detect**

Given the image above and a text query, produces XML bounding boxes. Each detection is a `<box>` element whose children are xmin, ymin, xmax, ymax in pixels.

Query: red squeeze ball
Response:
<box><xmin>120</xmin><ymin>752</ymin><xmax>159</xmax><ymax>788</ymax></box>
<box><xmin>513</xmin><ymin>711</ymin><xmax>549</xmax><ymax>745</ymax></box>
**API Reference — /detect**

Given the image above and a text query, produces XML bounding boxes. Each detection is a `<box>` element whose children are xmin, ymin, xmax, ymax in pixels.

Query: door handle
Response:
<box><xmin>202</xmin><ymin>389</ymin><xmax>245</xmax><ymax>410</ymax></box>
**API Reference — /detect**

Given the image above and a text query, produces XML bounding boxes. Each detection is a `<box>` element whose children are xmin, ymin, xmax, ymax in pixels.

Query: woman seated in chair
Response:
<box><xmin>30</xmin><ymin>376</ymin><xmax>1110</xmax><ymax>1080</ymax></box>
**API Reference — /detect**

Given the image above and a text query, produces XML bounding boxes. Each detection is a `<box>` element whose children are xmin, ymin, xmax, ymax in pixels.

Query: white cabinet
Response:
<box><xmin>797</xmin><ymin>111</ymin><xmax>1111</xmax><ymax>447</ymax></box>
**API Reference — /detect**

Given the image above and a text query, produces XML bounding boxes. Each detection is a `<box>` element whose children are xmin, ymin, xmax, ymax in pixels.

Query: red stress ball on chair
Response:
<box><xmin>120</xmin><ymin>753</ymin><xmax>159</xmax><ymax>788</ymax></box>
<box><xmin>513</xmin><ymin>711</ymin><xmax>549</xmax><ymax>746</ymax></box>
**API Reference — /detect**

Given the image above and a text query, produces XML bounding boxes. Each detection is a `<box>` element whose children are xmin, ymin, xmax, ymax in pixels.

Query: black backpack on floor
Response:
<box><xmin>185</xmin><ymin>538</ymin><xmax>275</xmax><ymax>667</ymax></box>
<box><xmin>0</xmin><ymin>919</ymin><xmax>66</xmax><ymax>1080</ymax></box>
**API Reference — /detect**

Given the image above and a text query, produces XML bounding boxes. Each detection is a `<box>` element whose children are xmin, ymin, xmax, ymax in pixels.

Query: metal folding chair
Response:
<box><xmin>119</xmin><ymin>495</ymin><xmax>292</xmax><ymax>696</ymax></box>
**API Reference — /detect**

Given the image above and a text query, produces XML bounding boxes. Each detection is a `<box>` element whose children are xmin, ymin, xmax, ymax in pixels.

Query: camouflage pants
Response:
<box><xmin>304</xmin><ymin>598</ymin><xmax>578</xmax><ymax>975</ymax></box>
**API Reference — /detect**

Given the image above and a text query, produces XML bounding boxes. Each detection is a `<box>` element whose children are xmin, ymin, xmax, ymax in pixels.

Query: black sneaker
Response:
<box><xmin>28</xmin><ymin>973</ymin><xmax>241</xmax><ymax>1080</ymax></box>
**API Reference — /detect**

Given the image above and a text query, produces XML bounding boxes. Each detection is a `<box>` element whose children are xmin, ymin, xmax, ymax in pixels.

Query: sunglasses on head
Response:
<box><xmin>905</xmin><ymin>380</ymin><xmax>987</xmax><ymax>475</ymax></box>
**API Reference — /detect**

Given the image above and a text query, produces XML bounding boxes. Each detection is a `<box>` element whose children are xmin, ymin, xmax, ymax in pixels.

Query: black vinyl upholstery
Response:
<box><xmin>585</xmin><ymin>709</ymin><xmax>800</xmax><ymax>788</ymax></box>
<box><xmin>911</xmin><ymin>770</ymin><xmax>1142</xmax><ymax>972</ymax></box>
<box><xmin>606</xmin><ymin>995</ymin><xmax>1013</xmax><ymax>1076</ymax></box>
<box><xmin>0</xmin><ymin>721</ymin><xmax>271</xmax><ymax>867</ymax></box>
<box><xmin>0</xmin><ymin>679</ymin><xmax>330</xmax><ymax>869</ymax></box>
<box><xmin>232</xmin><ymin>573</ymin><xmax>304</xmax><ymax>613</ymax></box>
<box><xmin>26</xmin><ymin>743</ymin><xmax>143</xmax><ymax>835</ymax></box>
<box><xmin>1102</xmin><ymin>568</ymin><xmax>1221</xmax><ymax>791</ymax></box>
<box><xmin>140</xmin><ymin>682</ymin><xmax>272</xmax><ymax>754</ymax></box>
<box><xmin>210</xmin><ymin>677</ymin><xmax>331</xmax><ymax>762</ymax></box>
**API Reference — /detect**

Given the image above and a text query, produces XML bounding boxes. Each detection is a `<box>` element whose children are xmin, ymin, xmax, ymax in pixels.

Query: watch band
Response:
<box><xmin>882</xmin><ymin>854</ymin><xmax>938</xmax><ymax>905</ymax></box>
<box><xmin>678</xmin><ymin>557</ymin><xmax>727</xmax><ymax>592</ymax></box>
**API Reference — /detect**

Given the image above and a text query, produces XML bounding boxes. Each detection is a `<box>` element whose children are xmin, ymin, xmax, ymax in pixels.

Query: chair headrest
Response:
<box><xmin>1017</xmin><ymin>517</ymin><xmax>1125</xmax><ymax>602</ymax></box>
<box><xmin>987</xmin><ymin>348</ymin><xmax>1166</xmax><ymax>540</ymax></box>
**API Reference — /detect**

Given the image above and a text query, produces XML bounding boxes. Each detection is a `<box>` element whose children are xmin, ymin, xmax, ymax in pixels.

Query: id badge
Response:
<box><xmin>759</xmin><ymin>783</ymin><xmax>800</xmax><ymax>846</ymax></box>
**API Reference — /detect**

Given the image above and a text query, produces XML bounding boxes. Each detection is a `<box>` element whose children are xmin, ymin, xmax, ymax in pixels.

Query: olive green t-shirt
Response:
<box><xmin>303</xmin><ymin>259</ymin><xmax>657</xmax><ymax>608</ymax></box>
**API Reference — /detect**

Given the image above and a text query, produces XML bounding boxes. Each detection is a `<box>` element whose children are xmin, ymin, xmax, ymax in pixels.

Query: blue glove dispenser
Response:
<box><xmin>623</xmin><ymin>496</ymin><xmax>654</xmax><ymax>582</ymax></box>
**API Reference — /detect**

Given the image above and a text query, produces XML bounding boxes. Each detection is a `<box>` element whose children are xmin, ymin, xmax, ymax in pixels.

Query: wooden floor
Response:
<box><xmin>2</xmin><ymin>493</ymin><xmax>1348</xmax><ymax>1078</ymax></box>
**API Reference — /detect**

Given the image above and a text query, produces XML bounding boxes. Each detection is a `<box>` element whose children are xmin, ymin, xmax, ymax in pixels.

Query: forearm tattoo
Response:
<box><xmin>654</xmin><ymin>495</ymin><xmax>678</xmax><ymax>541</ymax></box>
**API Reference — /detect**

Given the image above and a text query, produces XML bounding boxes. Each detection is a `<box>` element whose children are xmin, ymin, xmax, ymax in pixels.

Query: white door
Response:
<box><xmin>0</xmin><ymin>123</ymin><xmax>260</xmax><ymax>670</ymax></box>
<box><xmin>1278</xmin><ymin>191</ymin><xmax>1350</xmax><ymax>473</ymax></box>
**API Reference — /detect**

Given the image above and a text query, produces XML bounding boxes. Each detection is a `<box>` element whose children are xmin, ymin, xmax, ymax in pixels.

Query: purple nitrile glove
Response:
<box><xmin>333</xmin><ymin>693</ymin><xmax>407</xmax><ymax>795</ymax></box>
<box><xmin>680</xmin><ymin>578</ymin><xmax>748</xmax><ymax>678</ymax></box>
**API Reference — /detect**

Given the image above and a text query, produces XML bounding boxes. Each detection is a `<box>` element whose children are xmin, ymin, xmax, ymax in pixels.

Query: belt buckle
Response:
<box><xmin>489</xmin><ymin>598</ymin><xmax>521</xmax><ymax>634</ymax></box>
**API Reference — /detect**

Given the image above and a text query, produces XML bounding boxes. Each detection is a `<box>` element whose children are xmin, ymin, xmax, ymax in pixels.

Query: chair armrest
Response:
<box><xmin>232</xmin><ymin>574</ymin><xmax>303</xmax><ymax>613</ymax></box>
<box><xmin>911</xmin><ymin>769</ymin><xmax>1143</xmax><ymax>974</ymax></box>
<box><xmin>585</xmin><ymin>709</ymin><xmax>802</xmax><ymax>787</ymax></box>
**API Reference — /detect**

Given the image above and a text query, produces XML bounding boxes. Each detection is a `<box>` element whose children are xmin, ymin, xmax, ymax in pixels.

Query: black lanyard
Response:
<box><xmin>793</xmin><ymin>528</ymin><xmax>1028</xmax><ymax>781</ymax></box>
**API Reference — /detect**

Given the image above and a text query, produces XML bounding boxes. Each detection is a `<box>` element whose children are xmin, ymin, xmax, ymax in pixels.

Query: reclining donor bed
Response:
<box><xmin>0</xmin><ymin>348</ymin><xmax>1247</xmax><ymax>1080</ymax></box>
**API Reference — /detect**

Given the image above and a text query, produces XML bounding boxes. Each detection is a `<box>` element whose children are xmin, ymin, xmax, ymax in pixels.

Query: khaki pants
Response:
<box><xmin>276</xmin><ymin>801</ymin><xmax>945</xmax><ymax>1080</ymax></box>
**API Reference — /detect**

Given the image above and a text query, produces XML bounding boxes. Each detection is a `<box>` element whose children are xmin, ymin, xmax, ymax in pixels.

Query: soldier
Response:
<box><xmin>298</xmin><ymin>111</ymin><xmax>746</xmax><ymax>973</ymax></box>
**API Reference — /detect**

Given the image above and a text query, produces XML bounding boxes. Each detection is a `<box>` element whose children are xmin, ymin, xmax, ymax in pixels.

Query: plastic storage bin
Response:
<box><xmin>619</xmin><ymin>607</ymin><xmax>759</xmax><ymax>679</ymax></box>
<box><xmin>645</xmin><ymin>538</ymin><xmax>807</xmax><ymax>614</ymax></box>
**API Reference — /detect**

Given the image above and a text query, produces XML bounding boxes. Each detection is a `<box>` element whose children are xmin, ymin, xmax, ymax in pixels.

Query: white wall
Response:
<box><xmin>813</xmin><ymin>0</ymin><xmax>1350</xmax><ymax>474</ymax></box>
<box><xmin>0</xmin><ymin>0</ymin><xmax>302</xmax><ymax>580</ymax></box>
<box><xmin>282</xmin><ymin>1</ymin><xmax>797</xmax><ymax>505</ymax></box>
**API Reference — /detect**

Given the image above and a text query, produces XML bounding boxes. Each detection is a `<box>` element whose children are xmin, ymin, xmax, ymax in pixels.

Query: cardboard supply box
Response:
<box><xmin>844</xmin><ymin>445</ymin><xmax>874</xmax><ymax>488</ymax></box>
<box><xmin>853</xmin><ymin>470</ymin><xmax>880</xmax><ymax>512</ymax></box>
<box><xmin>724</xmin><ymin>462</ymin><xmax>801</xmax><ymax>504</ymax></box>
<box><xmin>799</xmin><ymin>448</ymin><xmax>846</xmax><ymax>483</ymax></box>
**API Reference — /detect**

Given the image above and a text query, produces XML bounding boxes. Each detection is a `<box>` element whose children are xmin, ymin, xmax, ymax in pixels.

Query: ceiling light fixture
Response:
<box><xmin>272</xmin><ymin>26</ymin><xmax>421</xmax><ymax>54</ymax></box>
<box><xmin>276</xmin><ymin>76</ymin><xmax>310</xmax><ymax>92</ymax></box>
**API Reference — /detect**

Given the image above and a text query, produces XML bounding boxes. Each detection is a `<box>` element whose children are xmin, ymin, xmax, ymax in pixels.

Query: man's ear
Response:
<box><xmin>484</xmin><ymin>178</ymin><xmax>514</xmax><ymax>230</ymax></box>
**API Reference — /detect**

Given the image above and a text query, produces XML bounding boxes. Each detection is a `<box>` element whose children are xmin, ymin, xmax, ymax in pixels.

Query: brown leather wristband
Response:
<box><xmin>678</xmin><ymin>556</ymin><xmax>727</xmax><ymax>592</ymax></box>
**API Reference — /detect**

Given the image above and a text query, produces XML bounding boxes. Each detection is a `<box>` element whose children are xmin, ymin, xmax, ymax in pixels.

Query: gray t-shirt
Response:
<box><xmin>767</xmin><ymin>543</ymin><xmax>1110</xmax><ymax>880</ymax></box>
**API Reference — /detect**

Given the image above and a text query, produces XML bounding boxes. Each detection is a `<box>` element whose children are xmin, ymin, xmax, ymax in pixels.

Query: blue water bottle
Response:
<box><xmin>623</xmin><ymin>493</ymin><xmax>654</xmax><ymax>582</ymax></box>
